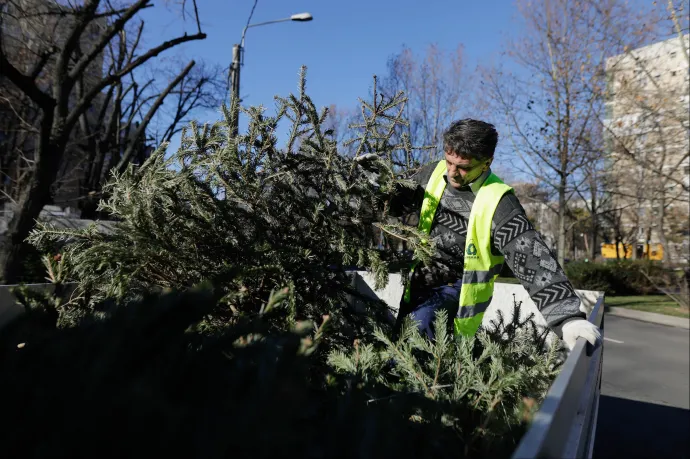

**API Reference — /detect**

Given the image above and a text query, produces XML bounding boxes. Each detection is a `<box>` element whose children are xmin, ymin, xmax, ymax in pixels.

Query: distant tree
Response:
<box><xmin>596</xmin><ymin>0</ymin><xmax>689</xmax><ymax>263</ymax></box>
<box><xmin>375</xmin><ymin>44</ymin><xmax>471</xmax><ymax>171</ymax></box>
<box><xmin>479</xmin><ymin>0</ymin><xmax>640</xmax><ymax>266</ymax></box>
<box><xmin>0</xmin><ymin>0</ymin><xmax>207</xmax><ymax>282</ymax></box>
<box><xmin>322</xmin><ymin>103</ymin><xmax>359</xmax><ymax>158</ymax></box>
<box><xmin>72</xmin><ymin>59</ymin><xmax>225</xmax><ymax>219</ymax></box>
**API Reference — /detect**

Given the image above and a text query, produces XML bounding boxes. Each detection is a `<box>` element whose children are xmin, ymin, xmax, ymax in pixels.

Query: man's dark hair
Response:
<box><xmin>442</xmin><ymin>119</ymin><xmax>498</xmax><ymax>161</ymax></box>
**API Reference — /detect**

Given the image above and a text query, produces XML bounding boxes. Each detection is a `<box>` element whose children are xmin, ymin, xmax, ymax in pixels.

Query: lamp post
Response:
<box><xmin>229</xmin><ymin>12</ymin><xmax>313</xmax><ymax>135</ymax></box>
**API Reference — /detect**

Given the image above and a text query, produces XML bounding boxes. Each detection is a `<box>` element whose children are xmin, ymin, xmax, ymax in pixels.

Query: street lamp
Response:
<box><xmin>229</xmin><ymin>12</ymin><xmax>313</xmax><ymax>135</ymax></box>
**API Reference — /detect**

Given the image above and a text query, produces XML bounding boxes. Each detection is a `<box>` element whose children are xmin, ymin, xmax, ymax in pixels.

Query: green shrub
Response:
<box><xmin>565</xmin><ymin>260</ymin><xmax>669</xmax><ymax>296</ymax></box>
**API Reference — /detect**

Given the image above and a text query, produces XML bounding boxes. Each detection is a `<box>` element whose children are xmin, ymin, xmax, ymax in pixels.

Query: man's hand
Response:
<box><xmin>561</xmin><ymin>319</ymin><xmax>601</xmax><ymax>351</ymax></box>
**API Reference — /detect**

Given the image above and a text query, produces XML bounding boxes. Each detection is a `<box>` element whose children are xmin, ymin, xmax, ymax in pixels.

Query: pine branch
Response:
<box><xmin>20</xmin><ymin>66</ymin><xmax>565</xmax><ymax>458</ymax></box>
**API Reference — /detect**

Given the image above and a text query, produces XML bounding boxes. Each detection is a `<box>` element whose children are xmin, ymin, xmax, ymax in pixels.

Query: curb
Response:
<box><xmin>606</xmin><ymin>307</ymin><xmax>690</xmax><ymax>329</ymax></box>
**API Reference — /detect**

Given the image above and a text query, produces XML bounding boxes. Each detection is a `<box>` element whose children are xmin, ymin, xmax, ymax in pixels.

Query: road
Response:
<box><xmin>594</xmin><ymin>315</ymin><xmax>690</xmax><ymax>458</ymax></box>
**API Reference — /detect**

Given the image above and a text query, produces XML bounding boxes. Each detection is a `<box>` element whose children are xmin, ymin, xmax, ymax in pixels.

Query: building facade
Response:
<box><xmin>604</xmin><ymin>34</ymin><xmax>690</xmax><ymax>263</ymax></box>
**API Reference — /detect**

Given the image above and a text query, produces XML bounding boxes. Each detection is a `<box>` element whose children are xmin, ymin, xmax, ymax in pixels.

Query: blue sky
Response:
<box><xmin>140</xmin><ymin>0</ymin><xmax>524</xmax><ymax>169</ymax></box>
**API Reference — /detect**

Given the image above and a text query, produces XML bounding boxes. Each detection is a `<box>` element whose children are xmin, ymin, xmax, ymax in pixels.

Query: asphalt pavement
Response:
<box><xmin>594</xmin><ymin>315</ymin><xmax>690</xmax><ymax>459</ymax></box>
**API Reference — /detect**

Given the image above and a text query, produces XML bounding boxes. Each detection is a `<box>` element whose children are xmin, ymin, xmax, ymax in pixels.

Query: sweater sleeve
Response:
<box><xmin>491</xmin><ymin>192</ymin><xmax>585</xmax><ymax>335</ymax></box>
<box><xmin>386</xmin><ymin>162</ymin><xmax>437</xmax><ymax>220</ymax></box>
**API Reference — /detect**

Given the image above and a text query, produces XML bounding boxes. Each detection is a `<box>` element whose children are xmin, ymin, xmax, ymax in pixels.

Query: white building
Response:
<box><xmin>604</xmin><ymin>34</ymin><xmax>689</xmax><ymax>263</ymax></box>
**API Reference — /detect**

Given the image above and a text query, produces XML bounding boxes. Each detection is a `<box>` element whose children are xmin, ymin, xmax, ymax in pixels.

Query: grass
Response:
<box><xmin>497</xmin><ymin>277</ymin><xmax>689</xmax><ymax>319</ymax></box>
<box><xmin>497</xmin><ymin>277</ymin><xmax>689</xmax><ymax>318</ymax></box>
<box><xmin>606</xmin><ymin>295</ymin><xmax>690</xmax><ymax>319</ymax></box>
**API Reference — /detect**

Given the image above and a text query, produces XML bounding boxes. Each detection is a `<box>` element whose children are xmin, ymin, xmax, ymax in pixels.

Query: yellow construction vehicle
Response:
<box><xmin>600</xmin><ymin>243</ymin><xmax>664</xmax><ymax>260</ymax></box>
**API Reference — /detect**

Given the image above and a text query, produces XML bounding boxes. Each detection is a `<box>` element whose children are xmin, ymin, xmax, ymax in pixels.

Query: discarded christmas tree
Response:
<box><xmin>27</xmin><ymin>67</ymin><xmax>427</xmax><ymax>343</ymax></box>
<box><xmin>1</xmin><ymin>283</ymin><xmax>560</xmax><ymax>459</ymax></box>
<box><xmin>11</xmin><ymin>67</ymin><xmax>564</xmax><ymax>458</ymax></box>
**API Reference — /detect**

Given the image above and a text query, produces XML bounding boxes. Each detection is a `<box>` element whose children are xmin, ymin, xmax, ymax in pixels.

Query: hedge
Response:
<box><xmin>564</xmin><ymin>260</ymin><xmax>670</xmax><ymax>296</ymax></box>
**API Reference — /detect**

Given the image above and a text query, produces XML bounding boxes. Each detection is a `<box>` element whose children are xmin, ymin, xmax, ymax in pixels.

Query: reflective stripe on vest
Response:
<box><xmin>402</xmin><ymin>160</ymin><xmax>447</xmax><ymax>303</ymax></box>
<box><xmin>403</xmin><ymin>160</ymin><xmax>513</xmax><ymax>337</ymax></box>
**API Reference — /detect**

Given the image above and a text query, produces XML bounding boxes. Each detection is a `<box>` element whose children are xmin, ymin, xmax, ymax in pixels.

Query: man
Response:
<box><xmin>367</xmin><ymin>119</ymin><xmax>600</xmax><ymax>351</ymax></box>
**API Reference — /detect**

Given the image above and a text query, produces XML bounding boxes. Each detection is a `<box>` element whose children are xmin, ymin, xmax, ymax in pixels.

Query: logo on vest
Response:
<box><xmin>466</xmin><ymin>242</ymin><xmax>478</xmax><ymax>259</ymax></box>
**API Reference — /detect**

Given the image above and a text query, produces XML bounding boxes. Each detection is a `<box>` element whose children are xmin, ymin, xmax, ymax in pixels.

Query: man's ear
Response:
<box><xmin>484</xmin><ymin>157</ymin><xmax>494</xmax><ymax>171</ymax></box>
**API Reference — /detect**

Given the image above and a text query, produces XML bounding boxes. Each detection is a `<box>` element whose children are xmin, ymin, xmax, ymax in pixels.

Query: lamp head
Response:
<box><xmin>290</xmin><ymin>12</ymin><xmax>313</xmax><ymax>21</ymax></box>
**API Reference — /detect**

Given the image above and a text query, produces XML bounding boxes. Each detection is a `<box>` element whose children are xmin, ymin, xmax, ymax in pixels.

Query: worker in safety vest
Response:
<box><xmin>359</xmin><ymin>119</ymin><xmax>601</xmax><ymax>351</ymax></box>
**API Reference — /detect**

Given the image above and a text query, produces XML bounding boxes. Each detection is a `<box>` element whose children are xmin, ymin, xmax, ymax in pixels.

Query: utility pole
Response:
<box><xmin>227</xmin><ymin>11</ymin><xmax>312</xmax><ymax>137</ymax></box>
<box><xmin>230</xmin><ymin>43</ymin><xmax>242</xmax><ymax>137</ymax></box>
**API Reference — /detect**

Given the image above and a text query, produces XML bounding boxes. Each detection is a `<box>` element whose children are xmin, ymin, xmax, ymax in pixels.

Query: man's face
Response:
<box><xmin>444</xmin><ymin>150</ymin><xmax>492</xmax><ymax>189</ymax></box>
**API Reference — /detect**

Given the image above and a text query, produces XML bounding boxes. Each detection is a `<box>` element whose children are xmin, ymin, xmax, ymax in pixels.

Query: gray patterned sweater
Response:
<box><xmin>388</xmin><ymin>162</ymin><xmax>585</xmax><ymax>335</ymax></box>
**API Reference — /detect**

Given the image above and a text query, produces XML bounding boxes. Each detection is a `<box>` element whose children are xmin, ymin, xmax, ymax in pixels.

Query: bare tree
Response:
<box><xmin>602</xmin><ymin>4</ymin><xmax>690</xmax><ymax>302</ymax></box>
<box><xmin>0</xmin><ymin>0</ymin><xmax>207</xmax><ymax>282</ymax></box>
<box><xmin>480</xmin><ymin>0</ymin><xmax>637</xmax><ymax>266</ymax></box>
<box><xmin>568</xmin><ymin>124</ymin><xmax>623</xmax><ymax>261</ymax></box>
<box><xmin>0</xmin><ymin>83</ymin><xmax>40</xmax><ymax>206</ymax></box>
<box><xmin>511</xmin><ymin>180</ymin><xmax>559</xmax><ymax>249</ymax></box>
<box><xmin>322</xmin><ymin>103</ymin><xmax>359</xmax><ymax>158</ymax></box>
<box><xmin>597</xmin><ymin>0</ymin><xmax>689</xmax><ymax>264</ymax></box>
<box><xmin>69</xmin><ymin>59</ymin><xmax>225</xmax><ymax>219</ymax></box>
<box><xmin>378</xmin><ymin>43</ymin><xmax>470</xmax><ymax>170</ymax></box>
<box><xmin>150</xmin><ymin>60</ymin><xmax>225</xmax><ymax>145</ymax></box>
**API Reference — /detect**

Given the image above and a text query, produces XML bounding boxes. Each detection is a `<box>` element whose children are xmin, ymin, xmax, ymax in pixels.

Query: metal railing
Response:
<box><xmin>346</xmin><ymin>270</ymin><xmax>606</xmax><ymax>459</ymax></box>
<box><xmin>511</xmin><ymin>293</ymin><xmax>605</xmax><ymax>459</ymax></box>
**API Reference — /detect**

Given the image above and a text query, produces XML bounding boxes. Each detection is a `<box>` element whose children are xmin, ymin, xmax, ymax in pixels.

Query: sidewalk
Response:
<box><xmin>607</xmin><ymin>307</ymin><xmax>690</xmax><ymax>329</ymax></box>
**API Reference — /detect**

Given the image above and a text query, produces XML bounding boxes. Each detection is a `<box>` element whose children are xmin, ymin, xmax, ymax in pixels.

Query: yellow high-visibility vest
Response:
<box><xmin>403</xmin><ymin>160</ymin><xmax>513</xmax><ymax>337</ymax></box>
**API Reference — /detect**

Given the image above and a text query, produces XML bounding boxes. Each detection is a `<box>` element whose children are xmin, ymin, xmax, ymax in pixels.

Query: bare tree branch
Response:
<box><xmin>0</xmin><ymin>39</ymin><xmax>53</xmax><ymax>108</ymax></box>
<box><xmin>63</xmin><ymin>31</ymin><xmax>206</xmax><ymax>138</ymax></box>
<box><xmin>67</xmin><ymin>0</ymin><xmax>150</xmax><ymax>83</ymax></box>
<box><xmin>116</xmin><ymin>59</ymin><xmax>195</xmax><ymax>172</ymax></box>
<box><xmin>0</xmin><ymin>0</ymin><xmax>209</xmax><ymax>281</ymax></box>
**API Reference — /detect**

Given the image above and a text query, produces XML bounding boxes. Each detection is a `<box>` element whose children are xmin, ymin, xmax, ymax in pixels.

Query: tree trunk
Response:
<box><xmin>557</xmin><ymin>175</ymin><xmax>566</xmax><ymax>266</ymax></box>
<box><xmin>79</xmin><ymin>141</ymin><xmax>109</xmax><ymax>220</ymax></box>
<box><xmin>0</xmin><ymin>152</ymin><xmax>62</xmax><ymax>282</ymax></box>
<box><xmin>657</xmin><ymin>199</ymin><xmax>669</xmax><ymax>264</ymax></box>
<box><xmin>645</xmin><ymin>225</ymin><xmax>653</xmax><ymax>260</ymax></box>
<box><xmin>590</xmin><ymin>216</ymin><xmax>598</xmax><ymax>261</ymax></box>
<box><xmin>78</xmin><ymin>149</ymin><xmax>100</xmax><ymax>219</ymax></box>
<box><xmin>0</xmin><ymin>114</ymin><xmax>63</xmax><ymax>283</ymax></box>
<box><xmin>589</xmin><ymin>181</ymin><xmax>598</xmax><ymax>261</ymax></box>
<box><xmin>79</xmin><ymin>194</ymin><xmax>101</xmax><ymax>220</ymax></box>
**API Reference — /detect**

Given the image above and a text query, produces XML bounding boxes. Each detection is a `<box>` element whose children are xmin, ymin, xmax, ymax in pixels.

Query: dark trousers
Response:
<box><xmin>401</xmin><ymin>279</ymin><xmax>462</xmax><ymax>340</ymax></box>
